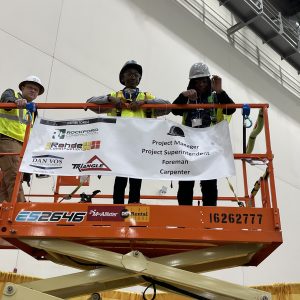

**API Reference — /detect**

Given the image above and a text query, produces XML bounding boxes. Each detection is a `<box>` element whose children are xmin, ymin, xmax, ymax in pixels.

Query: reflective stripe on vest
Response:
<box><xmin>108</xmin><ymin>90</ymin><xmax>155</xmax><ymax>118</ymax></box>
<box><xmin>0</xmin><ymin>91</ymin><xmax>29</xmax><ymax>142</ymax></box>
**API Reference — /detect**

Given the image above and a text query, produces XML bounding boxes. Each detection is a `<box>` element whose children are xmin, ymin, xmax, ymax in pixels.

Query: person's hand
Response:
<box><xmin>108</xmin><ymin>96</ymin><xmax>122</xmax><ymax>109</ymax></box>
<box><xmin>15</xmin><ymin>98</ymin><xmax>27</xmax><ymax>108</ymax></box>
<box><xmin>129</xmin><ymin>100</ymin><xmax>146</xmax><ymax>111</ymax></box>
<box><xmin>182</xmin><ymin>89</ymin><xmax>197</xmax><ymax>101</ymax></box>
<box><xmin>211</xmin><ymin>75</ymin><xmax>222</xmax><ymax>94</ymax></box>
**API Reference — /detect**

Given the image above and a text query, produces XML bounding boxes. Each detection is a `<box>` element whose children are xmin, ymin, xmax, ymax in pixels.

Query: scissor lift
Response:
<box><xmin>0</xmin><ymin>103</ymin><xmax>282</xmax><ymax>300</ymax></box>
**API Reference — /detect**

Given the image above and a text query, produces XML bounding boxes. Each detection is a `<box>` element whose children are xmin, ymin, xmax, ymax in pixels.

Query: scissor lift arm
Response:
<box><xmin>2</xmin><ymin>239</ymin><xmax>271</xmax><ymax>300</ymax></box>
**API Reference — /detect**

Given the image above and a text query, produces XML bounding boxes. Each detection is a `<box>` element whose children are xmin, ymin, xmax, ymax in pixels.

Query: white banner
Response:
<box><xmin>20</xmin><ymin>117</ymin><xmax>235</xmax><ymax>180</ymax></box>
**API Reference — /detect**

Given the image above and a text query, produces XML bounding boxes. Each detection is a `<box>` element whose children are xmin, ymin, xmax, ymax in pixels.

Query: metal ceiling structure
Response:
<box><xmin>219</xmin><ymin>0</ymin><xmax>300</xmax><ymax>73</ymax></box>
<box><xmin>175</xmin><ymin>0</ymin><xmax>300</xmax><ymax>99</ymax></box>
<box><xmin>267</xmin><ymin>0</ymin><xmax>300</xmax><ymax>20</ymax></box>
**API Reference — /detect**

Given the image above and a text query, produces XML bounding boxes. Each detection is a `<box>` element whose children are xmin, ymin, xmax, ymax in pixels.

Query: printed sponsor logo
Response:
<box><xmin>29</xmin><ymin>155</ymin><xmax>63</xmax><ymax>170</ymax></box>
<box><xmin>87</xmin><ymin>206</ymin><xmax>150</xmax><ymax>222</ymax></box>
<box><xmin>124</xmin><ymin>206</ymin><xmax>150</xmax><ymax>222</ymax></box>
<box><xmin>45</xmin><ymin>140</ymin><xmax>100</xmax><ymax>151</ymax></box>
<box><xmin>121</xmin><ymin>209</ymin><xmax>130</xmax><ymax>219</ymax></box>
<box><xmin>52</xmin><ymin>128</ymin><xmax>99</xmax><ymax>139</ymax></box>
<box><xmin>87</xmin><ymin>206</ymin><xmax>124</xmax><ymax>221</ymax></box>
<box><xmin>72</xmin><ymin>155</ymin><xmax>111</xmax><ymax>172</ymax></box>
<box><xmin>167</xmin><ymin>126</ymin><xmax>185</xmax><ymax>137</ymax></box>
<box><xmin>15</xmin><ymin>211</ymin><xmax>87</xmax><ymax>223</ymax></box>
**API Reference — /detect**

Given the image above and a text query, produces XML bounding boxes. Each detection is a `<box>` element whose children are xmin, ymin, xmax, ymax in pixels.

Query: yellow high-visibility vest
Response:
<box><xmin>108</xmin><ymin>90</ymin><xmax>155</xmax><ymax>118</ymax></box>
<box><xmin>0</xmin><ymin>91</ymin><xmax>31</xmax><ymax>142</ymax></box>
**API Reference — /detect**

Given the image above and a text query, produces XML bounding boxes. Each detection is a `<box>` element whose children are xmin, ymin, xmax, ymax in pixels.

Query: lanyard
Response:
<box><xmin>122</xmin><ymin>88</ymin><xmax>139</xmax><ymax>101</ymax></box>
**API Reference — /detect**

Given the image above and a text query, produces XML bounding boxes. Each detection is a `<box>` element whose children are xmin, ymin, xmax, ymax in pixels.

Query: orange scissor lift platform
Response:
<box><xmin>0</xmin><ymin>103</ymin><xmax>282</xmax><ymax>300</ymax></box>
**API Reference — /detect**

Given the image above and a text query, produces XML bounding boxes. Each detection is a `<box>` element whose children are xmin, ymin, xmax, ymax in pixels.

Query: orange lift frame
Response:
<box><xmin>0</xmin><ymin>103</ymin><xmax>282</xmax><ymax>300</ymax></box>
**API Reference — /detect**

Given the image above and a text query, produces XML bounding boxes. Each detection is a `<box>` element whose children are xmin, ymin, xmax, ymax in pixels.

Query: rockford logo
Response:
<box><xmin>15</xmin><ymin>211</ymin><xmax>87</xmax><ymax>223</ymax></box>
<box><xmin>45</xmin><ymin>141</ymin><xmax>100</xmax><ymax>151</ymax></box>
<box><xmin>30</xmin><ymin>155</ymin><xmax>63</xmax><ymax>170</ymax></box>
<box><xmin>52</xmin><ymin>128</ymin><xmax>99</xmax><ymax>139</ymax></box>
<box><xmin>72</xmin><ymin>155</ymin><xmax>111</xmax><ymax>172</ymax></box>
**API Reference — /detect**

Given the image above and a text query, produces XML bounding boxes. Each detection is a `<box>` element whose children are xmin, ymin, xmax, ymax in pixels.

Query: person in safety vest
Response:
<box><xmin>0</xmin><ymin>75</ymin><xmax>44</xmax><ymax>202</ymax></box>
<box><xmin>87</xmin><ymin>60</ymin><xmax>170</xmax><ymax>204</ymax></box>
<box><xmin>172</xmin><ymin>63</ymin><xmax>236</xmax><ymax>206</ymax></box>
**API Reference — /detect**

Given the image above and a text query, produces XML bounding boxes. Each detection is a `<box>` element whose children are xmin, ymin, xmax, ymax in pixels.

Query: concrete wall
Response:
<box><xmin>0</xmin><ymin>0</ymin><xmax>299</xmax><ymax>286</ymax></box>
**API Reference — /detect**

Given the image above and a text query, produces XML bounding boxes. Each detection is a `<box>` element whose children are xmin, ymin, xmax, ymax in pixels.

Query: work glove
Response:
<box><xmin>22</xmin><ymin>173</ymin><xmax>32</xmax><ymax>187</ymax></box>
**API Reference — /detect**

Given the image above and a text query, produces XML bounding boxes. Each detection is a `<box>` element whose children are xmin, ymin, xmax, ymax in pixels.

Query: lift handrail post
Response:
<box><xmin>7</xmin><ymin>120</ymin><xmax>32</xmax><ymax>224</ymax></box>
<box><xmin>262</xmin><ymin>107</ymin><xmax>277</xmax><ymax>209</ymax></box>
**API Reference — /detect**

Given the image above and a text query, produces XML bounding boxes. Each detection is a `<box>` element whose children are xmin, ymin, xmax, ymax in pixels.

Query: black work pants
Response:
<box><xmin>177</xmin><ymin>179</ymin><xmax>217</xmax><ymax>206</ymax></box>
<box><xmin>113</xmin><ymin>176</ymin><xmax>142</xmax><ymax>204</ymax></box>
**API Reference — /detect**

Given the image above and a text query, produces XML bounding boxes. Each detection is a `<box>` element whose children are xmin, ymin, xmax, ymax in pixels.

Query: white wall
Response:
<box><xmin>0</xmin><ymin>0</ymin><xmax>300</xmax><ymax>287</ymax></box>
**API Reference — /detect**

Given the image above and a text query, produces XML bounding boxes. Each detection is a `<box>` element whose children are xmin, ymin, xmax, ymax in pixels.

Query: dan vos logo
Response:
<box><xmin>52</xmin><ymin>128</ymin><xmax>99</xmax><ymax>139</ymax></box>
<box><xmin>30</xmin><ymin>155</ymin><xmax>64</xmax><ymax>169</ymax></box>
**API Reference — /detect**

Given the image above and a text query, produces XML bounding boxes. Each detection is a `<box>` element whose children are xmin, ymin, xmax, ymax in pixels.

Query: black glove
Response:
<box><xmin>79</xmin><ymin>190</ymin><xmax>101</xmax><ymax>203</ymax></box>
<box><xmin>22</xmin><ymin>173</ymin><xmax>32</xmax><ymax>187</ymax></box>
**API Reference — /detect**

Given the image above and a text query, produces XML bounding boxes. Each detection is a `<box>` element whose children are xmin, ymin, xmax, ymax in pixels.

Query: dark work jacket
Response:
<box><xmin>172</xmin><ymin>90</ymin><xmax>235</xmax><ymax>128</ymax></box>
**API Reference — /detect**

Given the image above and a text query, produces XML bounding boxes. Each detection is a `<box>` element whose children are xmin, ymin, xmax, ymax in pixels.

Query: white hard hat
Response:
<box><xmin>189</xmin><ymin>63</ymin><xmax>210</xmax><ymax>79</ymax></box>
<box><xmin>19</xmin><ymin>75</ymin><xmax>44</xmax><ymax>95</ymax></box>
